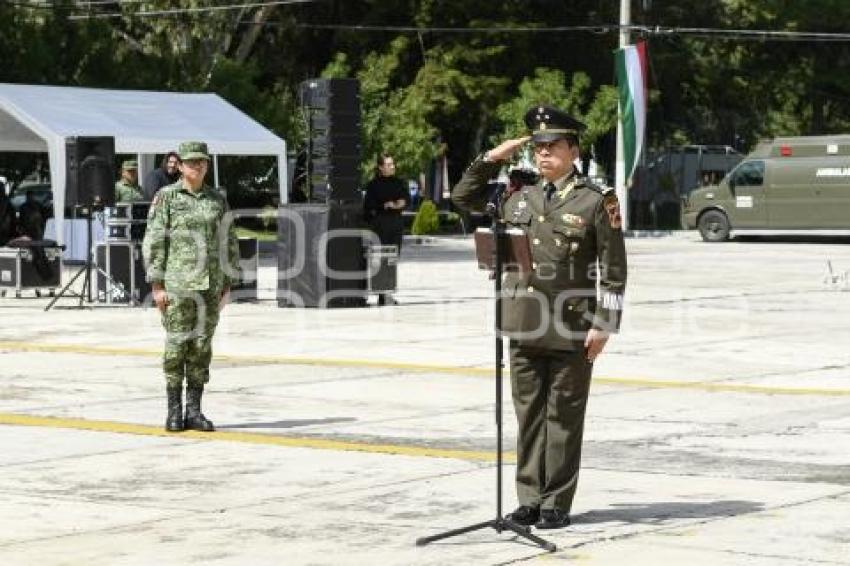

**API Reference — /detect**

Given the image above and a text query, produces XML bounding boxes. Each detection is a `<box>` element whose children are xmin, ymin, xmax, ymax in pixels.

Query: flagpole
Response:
<box><xmin>615</xmin><ymin>0</ymin><xmax>631</xmax><ymax>231</ymax></box>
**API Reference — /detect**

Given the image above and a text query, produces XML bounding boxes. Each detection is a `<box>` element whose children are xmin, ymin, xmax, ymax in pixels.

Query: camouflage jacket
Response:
<box><xmin>142</xmin><ymin>182</ymin><xmax>240</xmax><ymax>292</ymax></box>
<box><xmin>453</xmin><ymin>157</ymin><xmax>627</xmax><ymax>350</ymax></box>
<box><xmin>114</xmin><ymin>180</ymin><xmax>145</xmax><ymax>203</ymax></box>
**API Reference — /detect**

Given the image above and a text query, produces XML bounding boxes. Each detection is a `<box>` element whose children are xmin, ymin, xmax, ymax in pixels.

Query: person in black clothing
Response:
<box><xmin>363</xmin><ymin>154</ymin><xmax>407</xmax><ymax>306</ymax></box>
<box><xmin>0</xmin><ymin>183</ymin><xmax>15</xmax><ymax>246</ymax></box>
<box><xmin>144</xmin><ymin>152</ymin><xmax>181</xmax><ymax>200</ymax></box>
<box><xmin>17</xmin><ymin>190</ymin><xmax>46</xmax><ymax>240</ymax></box>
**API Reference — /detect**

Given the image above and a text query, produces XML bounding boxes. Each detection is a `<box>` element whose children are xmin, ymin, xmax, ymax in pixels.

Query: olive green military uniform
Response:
<box><xmin>453</xmin><ymin>157</ymin><xmax>627</xmax><ymax>513</ymax></box>
<box><xmin>114</xmin><ymin>178</ymin><xmax>145</xmax><ymax>203</ymax></box>
<box><xmin>142</xmin><ymin>181</ymin><xmax>240</xmax><ymax>388</ymax></box>
<box><xmin>115</xmin><ymin>160</ymin><xmax>145</xmax><ymax>203</ymax></box>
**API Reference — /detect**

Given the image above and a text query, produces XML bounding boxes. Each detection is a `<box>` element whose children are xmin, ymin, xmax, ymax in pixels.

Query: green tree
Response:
<box><xmin>492</xmin><ymin>68</ymin><xmax>619</xmax><ymax>170</ymax></box>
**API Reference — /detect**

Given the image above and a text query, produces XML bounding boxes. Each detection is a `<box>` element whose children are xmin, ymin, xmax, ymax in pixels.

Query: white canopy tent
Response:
<box><xmin>0</xmin><ymin>83</ymin><xmax>288</xmax><ymax>245</ymax></box>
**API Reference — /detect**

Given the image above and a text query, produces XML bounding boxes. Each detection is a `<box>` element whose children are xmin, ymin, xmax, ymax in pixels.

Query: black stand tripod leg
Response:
<box><xmin>498</xmin><ymin>519</ymin><xmax>557</xmax><ymax>552</ymax></box>
<box><xmin>44</xmin><ymin>264</ymin><xmax>87</xmax><ymax>311</ymax></box>
<box><xmin>416</xmin><ymin>521</ymin><xmax>496</xmax><ymax>546</ymax></box>
<box><xmin>415</xmin><ymin>520</ymin><xmax>495</xmax><ymax>547</ymax></box>
<box><xmin>417</xmin><ymin>519</ymin><xmax>556</xmax><ymax>552</ymax></box>
<box><xmin>44</xmin><ymin>206</ymin><xmax>103</xmax><ymax>311</ymax></box>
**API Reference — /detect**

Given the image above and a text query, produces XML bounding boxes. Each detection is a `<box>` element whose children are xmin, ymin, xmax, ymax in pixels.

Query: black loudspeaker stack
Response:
<box><xmin>277</xmin><ymin>202</ymin><xmax>366</xmax><ymax>308</ymax></box>
<box><xmin>299</xmin><ymin>78</ymin><xmax>361</xmax><ymax>203</ymax></box>
<box><xmin>66</xmin><ymin>136</ymin><xmax>116</xmax><ymax>208</ymax></box>
<box><xmin>280</xmin><ymin>78</ymin><xmax>367</xmax><ymax>308</ymax></box>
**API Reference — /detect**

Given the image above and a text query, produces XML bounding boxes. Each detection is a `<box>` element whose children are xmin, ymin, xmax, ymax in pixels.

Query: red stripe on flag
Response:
<box><xmin>636</xmin><ymin>40</ymin><xmax>649</xmax><ymax>95</ymax></box>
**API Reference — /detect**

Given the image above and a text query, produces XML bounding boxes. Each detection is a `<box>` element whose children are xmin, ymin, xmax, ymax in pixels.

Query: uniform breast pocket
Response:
<box><xmin>196</xmin><ymin>205</ymin><xmax>220</xmax><ymax>230</ymax></box>
<box><xmin>169</xmin><ymin>203</ymin><xmax>192</xmax><ymax>227</ymax></box>
<box><xmin>506</xmin><ymin>208</ymin><xmax>532</xmax><ymax>228</ymax></box>
<box><xmin>552</xmin><ymin>224</ymin><xmax>586</xmax><ymax>260</ymax></box>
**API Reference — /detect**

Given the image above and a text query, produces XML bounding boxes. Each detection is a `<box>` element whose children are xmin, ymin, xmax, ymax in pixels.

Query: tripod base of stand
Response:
<box><xmin>416</xmin><ymin>517</ymin><xmax>556</xmax><ymax>552</ymax></box>
<box><xmin>44</xmin><ymin>261</ymin><xmax>89</xmax><ymax>311</ymax></box>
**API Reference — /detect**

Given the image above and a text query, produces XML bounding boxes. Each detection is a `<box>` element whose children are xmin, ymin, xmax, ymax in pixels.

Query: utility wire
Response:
<box><xmin>3</xmin><ymin>0</ymin><xmax>149</xmax><ymax>8</ymax></box>
<box><xmin>285</xmin><ymin>22</ymin><xmax>850</xmax><ymax>43</ymax></box>
<box><xmin>72</xmin><ymin>0</ymin><xmax>151</xmax><ymax>5</ymax></box>
<box><xmin>61</xmin><ymin>0</ymin><xmax>319</xmax><ymax>20</ymax></box>
<box><xmin>10</xmin><ymin>2</ymin><xmax>850</xmax><ymax>43</ymax></box>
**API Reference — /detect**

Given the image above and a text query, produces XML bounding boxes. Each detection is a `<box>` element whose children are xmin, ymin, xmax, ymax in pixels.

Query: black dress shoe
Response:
<box><xmin>536</xmin><ymin>509</ymin><xmax>571</xmax><ymax>529</ymax></box>
<box><xmin>505</xmin><ymin>505</ymin><xmax>540</xmax><ymax>526</ymax></box>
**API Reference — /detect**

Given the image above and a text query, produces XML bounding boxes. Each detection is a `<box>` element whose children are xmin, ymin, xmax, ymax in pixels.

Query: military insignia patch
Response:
<box><xmin>603</xmin><ymin>193</ymin><xmax>622</xmax><ymax>229</ymax></box>
<box><xmin>148</xmin><ymin>193</ymin><xmax>162</xmax><ymax>219</ymax></box>
<box><xmin>561</xmin><ymin>213</ymin><xmax>584</xmax><ymax>226</ymax></box>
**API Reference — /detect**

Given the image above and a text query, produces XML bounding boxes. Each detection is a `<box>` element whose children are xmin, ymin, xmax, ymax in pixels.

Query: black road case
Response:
<box><xmin>0</xmin><ymin>243</ymin><xmax>62</xmax><ymax>298</ymax></box>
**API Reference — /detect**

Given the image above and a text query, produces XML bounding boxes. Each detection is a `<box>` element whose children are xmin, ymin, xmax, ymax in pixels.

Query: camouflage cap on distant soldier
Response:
<box><xmin>178</xmin><ymin>141</ymin><xmax>210</xmax><ymax>161</ymax></box>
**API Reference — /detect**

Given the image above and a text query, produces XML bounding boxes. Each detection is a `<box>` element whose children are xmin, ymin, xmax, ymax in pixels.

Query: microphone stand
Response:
<box><xmin>416</xmin><ymin>189</ymin><xmax>556</xmax><ymax>552</ymax></box>
<box><xmin>45</xmin><ymin>204</ymin><xmax>97</xmax><ymax>310</ymax></box>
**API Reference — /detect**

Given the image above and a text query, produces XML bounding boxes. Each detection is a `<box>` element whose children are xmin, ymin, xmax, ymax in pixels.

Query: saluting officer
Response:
<box><xmin>452</xmin><ymin>107</ymin><xmax>627</xmax><ymax>529</ymax></box>
<box><xmin>142</xmin><ymin>141</ymin><xmax>240</xmax><ymax>433</ymax></box>
<box><xmin>114</xmin><ymin>160</ymin><xmax>145</xmax><ymax>203</ymax></box>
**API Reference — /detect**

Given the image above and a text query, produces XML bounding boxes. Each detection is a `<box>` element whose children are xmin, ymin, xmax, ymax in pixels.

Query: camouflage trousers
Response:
<box><xmin>161</xmin><ymin>288</ymin><xmax>222</xmax><ymax>388</ymax></box>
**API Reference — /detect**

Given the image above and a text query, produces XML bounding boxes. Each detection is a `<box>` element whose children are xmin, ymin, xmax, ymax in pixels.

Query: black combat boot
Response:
<box><xmin>184</xmin><ymin>384</ymin><xmax>215</xmax><ymax>432</ymax></box>
<box><xmin>165</xmin><ymin>386</ymin><xmax>184</xmax><ymax>432</ymax></box>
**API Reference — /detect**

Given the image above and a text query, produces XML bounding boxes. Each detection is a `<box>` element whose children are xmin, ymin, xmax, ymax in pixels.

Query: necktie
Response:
<box><xmin>545</xmin><ymin>182</ymin><xmax>556</xmax><ymax>202</ymax></box>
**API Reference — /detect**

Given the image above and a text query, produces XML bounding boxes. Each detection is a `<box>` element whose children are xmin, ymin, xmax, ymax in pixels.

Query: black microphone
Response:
<box><xmin>486</xmin><ymin>182</ymin><xmax>506</xmax><ymax>214</ymax></box>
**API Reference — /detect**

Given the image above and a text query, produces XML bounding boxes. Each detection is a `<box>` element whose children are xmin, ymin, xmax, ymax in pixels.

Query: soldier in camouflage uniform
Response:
<box><xmin>142</xmin><ymin>141</ymin><xmax>240</xmax><ymax>433</ymax></box>
<box><xmin>452</xmin><ymin>107</ymin><xmax>627</xmax><ymax>530</ymax></box>
<box><xmin>114</xmin><ymin>160</ymin><xmax>145</xmax><ymax>203</ymax></box>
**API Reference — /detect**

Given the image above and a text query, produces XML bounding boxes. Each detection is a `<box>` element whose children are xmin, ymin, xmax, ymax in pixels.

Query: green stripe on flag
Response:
<box><xmin>615</xmin><ymin>46</ymin><xmax>637</xmax><ymax>180</ymax></box>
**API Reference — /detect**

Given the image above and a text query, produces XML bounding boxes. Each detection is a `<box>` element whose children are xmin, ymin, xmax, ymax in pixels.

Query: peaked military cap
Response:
<box><xmin>121</xmin><ymin>159</ymin><xmax>138</xmax><ymax>170</ymax></box>
<box><xmin>178</xmin><ymin>141</ymin><xmax>211</xmax><ymax>161</ymax></box>
<box><xmin>524</xmin><ymin>106</ymin><xmax>586</xmax><ymax>143</ymax></box>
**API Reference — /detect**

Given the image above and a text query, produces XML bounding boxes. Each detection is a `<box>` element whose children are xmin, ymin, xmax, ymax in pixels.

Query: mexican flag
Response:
<box><xmin>615</xmin><ymin>41</ymin><xmax>648</xmax><ymax>181</ymax></box>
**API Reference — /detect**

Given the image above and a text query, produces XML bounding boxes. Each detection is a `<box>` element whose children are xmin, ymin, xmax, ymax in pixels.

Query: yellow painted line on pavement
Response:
<box><xmin>1</xmin><ymin>340</ymin><xmax>849</xmax><ymax>397</ymax></box>
<box><xmin>0</xmin><ymin>412</ymin><xmax>508</xmax><ymax>463</ymax></box>
<box><xmin>0</xmin><ymin>340</ymin><xmax>478</xmax><ymax>376</ymax></box>
<box><xmin>592</xmin><ymin>376</ymin><xmax>850</xmax><ymax>397</ymax></box>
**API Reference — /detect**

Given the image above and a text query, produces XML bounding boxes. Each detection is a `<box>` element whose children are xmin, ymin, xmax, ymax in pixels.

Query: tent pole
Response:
<box><xmin>278</xmin><ymin>152</ymin><xmax>287</xmax><ymax>204</ymax></box>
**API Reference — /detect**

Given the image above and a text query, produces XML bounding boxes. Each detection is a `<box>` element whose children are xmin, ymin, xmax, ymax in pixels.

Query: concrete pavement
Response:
<box><xmin>0</xmin><ymin>232</ymin><xmax>848</xmax><ymax>565</ymax></box>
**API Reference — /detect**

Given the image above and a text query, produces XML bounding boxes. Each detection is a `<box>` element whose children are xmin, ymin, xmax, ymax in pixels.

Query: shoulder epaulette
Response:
<box><xmin>582</xmin><ymin>177</ymin><xmax>613</xmax><ymax>196</ymax></box>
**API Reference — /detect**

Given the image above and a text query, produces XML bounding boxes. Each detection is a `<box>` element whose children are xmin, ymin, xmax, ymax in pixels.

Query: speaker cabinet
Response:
<box><xmin>299</xmin><ymin>78</ymin><xmax>361</xmax><ymax>203</ymax></box>
<box><xmin>231</xmin><ymin>237</ymin><xmax>258</xmax><ymax>302</ymax></box>
<box><xmin>66</xmin><ymin>137</ymin><xmax>116</xmax><ymax>208</ymax></box>
<box><xmin>277</xmin><ymin>203</ymin><xmax>366</xmax><ymax>308</ymax></box>
<box><xmin>299</xmin><ymin>78</ymin><xmax>359</xmax><ymax>114</ymax></box>
<box><xmin>95</xmin><ymin>241</ymin><xmax>151</xmax><ymax>305</ymax></box>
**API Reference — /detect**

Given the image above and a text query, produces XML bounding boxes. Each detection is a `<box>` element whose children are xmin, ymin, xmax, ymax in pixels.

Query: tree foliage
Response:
<box><xmin>2</xmin><ymin>0</ymin><xmax>850</xmax><ymax>186</ymax></box>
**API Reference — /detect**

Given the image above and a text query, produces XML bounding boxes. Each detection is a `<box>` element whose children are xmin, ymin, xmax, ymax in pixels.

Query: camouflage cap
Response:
<box><xmin>121</xmin><ymin>159</ymin><xmax>138</xmax><ymax>170</ymax></box>
<box><xmin>178</xmin><ymin>141</ymin><xmax>210</xmax><ymax>161</ymax></box>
